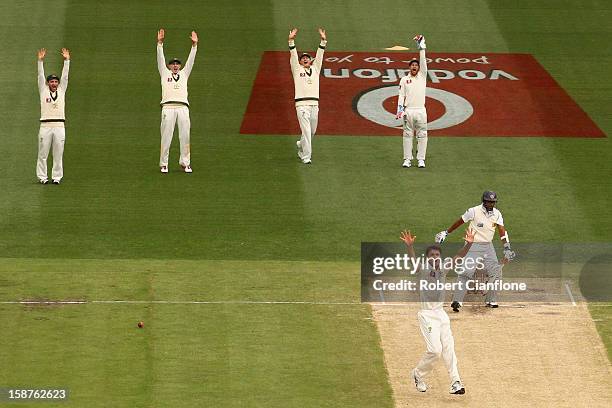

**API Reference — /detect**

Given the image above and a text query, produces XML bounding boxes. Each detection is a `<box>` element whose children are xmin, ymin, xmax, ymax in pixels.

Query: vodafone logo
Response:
<box><xmin>241</xmin><ymin>52</ymin><xmax>605</xmax><ymax>138</ymax></box>
<box><xmin>355</xmin><ymin>86</ymin><xmax>473</xmax><ymax>130</ymax></box>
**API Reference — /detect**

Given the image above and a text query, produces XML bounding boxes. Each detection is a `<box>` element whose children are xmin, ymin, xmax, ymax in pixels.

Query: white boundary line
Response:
<box><xmin>0</xmin><ymin>300</ymin><xmax>582</xmax><ymax>307</ymax></box>
<box><xmin>564</xmin><ymin>282</ymin><xmax>577</xmax><ymax>307</ymax></box>
<box><xmin>0</xmin><ymin>300</ymin><xmax>363</xmax><ymax>306</ymax></box>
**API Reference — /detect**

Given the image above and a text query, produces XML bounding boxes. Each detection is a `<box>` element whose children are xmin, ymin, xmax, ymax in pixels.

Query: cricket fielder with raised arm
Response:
<box><xmin>397</xmin><ymin>35</ymin><xmax>428</xmax><ymax>168</ymax></box>
<box><xmin>400</xmin><ymin>228</ymin><xmax>475</xmax><ymax>395</ymax></box>
<box><xmin>288</xmin><ymin>27</ymin><xmax>327</xmax><ymax>165</ymax></box>
<box><xmin>435</xmin><ymin>191</ymin><xmax>516</xmax><ymax>311</ymax></box>
<box><xmin>157</xmin><ymin>28</ymin><xmax>198</xmax><ymax>174</ymax></box>
<box><xmin>36</xmin><ymin>48</ymin><xmax>70</xmax><ymax>184</ymax></box>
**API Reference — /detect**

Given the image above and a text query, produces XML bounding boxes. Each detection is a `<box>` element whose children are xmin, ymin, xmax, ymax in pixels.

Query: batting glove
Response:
<box><xmin>503</xmin><ymin>243</ymin><xmax>516</xmax><ymax>261</ymax></box>
<box><xmin>414</xmin><ymin>35</ymin><xmax>426</xmax><ymax>50</ymax></box>
<box><xmin>435</xmin><ymin>230</ymin><xmax>448</xmax><ymax>243</ymax></box>
<box><xmin>396</xmin><ymin>105</ymin><xmax>405</xmax><ymax>119</ymax></box>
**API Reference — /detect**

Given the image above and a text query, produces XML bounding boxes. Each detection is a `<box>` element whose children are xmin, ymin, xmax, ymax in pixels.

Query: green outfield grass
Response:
<box><xmin>589</xmin><ymin>303</ymin><xmax>612</xmax><ymax>361</ymax></box>
<box><xmin>0</xmin><ymin>0</ymin><xmax>610</xmax><ymax>406</ymax></box>
<box><xmin>0</xmin><ymin>259</ymin><xmax>391</xmax><ymax>408</ymax></box>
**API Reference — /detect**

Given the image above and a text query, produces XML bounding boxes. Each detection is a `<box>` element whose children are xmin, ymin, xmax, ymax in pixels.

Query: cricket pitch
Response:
<box><xmin>373</xmin><ymin>302</ymin><xmax>612</xmax><ymax>407</ymax></box>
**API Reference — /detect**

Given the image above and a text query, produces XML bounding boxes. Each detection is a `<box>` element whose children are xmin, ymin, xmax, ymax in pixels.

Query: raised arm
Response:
<box><xmin>314</xmin><ymin>28</ymin><xmax>327</xmax><ymax>72</ymax></box>
<box><xmin>414</xmin><ymin>35</ymin><xmax>427</xmax><ymax>74</ymax></box>
<box><xmin>419</xmin><ymin>49</ymin><xmax>427</xmax><ymax>74</ymax></box>
<box><xmin>288</xmin><ymin>28</ymin><xmax>299</xmax><ymax>71</ymax></box>
<box><xmin>37</xmin><ymin>48</ymin><xmax>46</xmax><ymax>92</ymax></box>
<box><xmin>400</xmin><ymin>230</ymin><xmax>417</xmax><ymax>259</ymax></box>
<box><xmin>156</xmin><ymin>28</ymin><xmax>166</xmax><ymax>75</ymax></box>
<box><xmin>59</xmin><ymin>48</ymin><xmax>70</xmax><ymax>91</ymax></box>
<box><xmin>182</xmin><ymin>31</ymin><xmax>198</xmax><ymax>77</ymax></box>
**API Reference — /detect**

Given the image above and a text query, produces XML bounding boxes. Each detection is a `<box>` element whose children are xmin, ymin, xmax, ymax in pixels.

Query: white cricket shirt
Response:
<box><xmin>461</xmin><ymin>205</ymin><xmax>504</xmax><ymax>243</ymax></box>
<box><xmin>289</xmin><ymin>39</ymin><xmax>327</xmax><ymax>107</ymax></box>
<box><xmin>38</xmin><ymin>60</ymin><xmax>69</xmax><ymax>127</ymax></box>
<box><xmin>157</xmin><ymin>44</ymin><xmax>197</xmax><ymax>107</ymax></box>
<box><xmin>419</xmin><ymin>260</ymin><xmax>449</xmax><ymax>311</ymax></box>
<box><xmin>398</xmin><ymin>49</ymin><xmax>427</xmax><ymax>109</ymax></box>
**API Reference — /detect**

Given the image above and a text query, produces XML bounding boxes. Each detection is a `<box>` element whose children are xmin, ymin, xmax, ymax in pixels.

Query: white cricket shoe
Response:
<box><xmin>52</xmin><ymin>179</ymin><xmax>61</xmax><ymax>185</ymax></box>
<box><xmin>39</xmin><ymin>179</ymin><xmax>48</xmax><ymax>185</ymax></box>
<box><xmin>302</xmin><ymin>159</ymin><xmax>312</xmax><ymax>165</ymax></box>
<box><xmin>450</xmin><ymin>381</ymin><xmax>465</xmax><ymax>395</ymax></box>
<box><xmin>486</xmin><ymin>302</ymin><xmax>499</xmax><ymax>308</ymax></box>
<box><xmin>402</xmin><ymin>159</ymin><xmax>412</xmax><ymax>168</ymax></box>
<box><xmin>183</xmin><ymin>165</ymin><xmax>193</xmax><ymax>173</ymax></box>
<box><xmin>412</xmin><ymin>369</ymin><xmax>427</xmax><ymax>392</ymax></box>
<box><xmin>160</xmin><ymin>166</ymin><xmax>168</xmax><ymax>174</ymax></box>
<box><xmin>418</xmin><ymin>160</ymin><xmax>426</xmax><ymax>168</ymax></box>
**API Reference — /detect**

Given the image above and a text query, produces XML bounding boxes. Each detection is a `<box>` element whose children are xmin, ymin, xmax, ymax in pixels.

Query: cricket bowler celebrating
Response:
<box><xmin>288</xmin><ymin>27</ymin><xmax>327</xmax><ymax>165</ymax></box>
<box><xmin>36</xmin><ymin>48</ymin><xmax>70</xmax><ymax>184</ymax></box>
<box><xmin>156</xmin><ymin>28</ymin><xmax>198</xmax><ymax>173</ymax></box>
<box><xmin>397</xmin><ymin>35</ymin><xmax>428</xmax><ymax>168</ymax></box>
<box><xmin>435</xmin><ymin>191</ymin><xmax>516</xmax><ymax>311</ymax></box>
<box><xmin>400</xmin><ymin>228</ymin><xmax>475</xmax><ymax>395</ymax></box>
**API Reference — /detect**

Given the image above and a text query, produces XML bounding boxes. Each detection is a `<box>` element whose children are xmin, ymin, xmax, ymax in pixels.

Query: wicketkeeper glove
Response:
<box><xmin>414</xmin><ymin>35</ymin><xmax>426</xmax><ymax>50</ymax></box>
<box><xmin>396</xmin><ymin>105</ymin><xmax>405</xmax><ymax>119</ymax></box>
<box><xmin>503</xmin><ymin>243</ymin><xmax>516</xmax><ymax>261</ymax></box>
<box><xmin>435</xmin><ymin>230</ymin><xmax>448</xmax><ymax>243</ymax></box>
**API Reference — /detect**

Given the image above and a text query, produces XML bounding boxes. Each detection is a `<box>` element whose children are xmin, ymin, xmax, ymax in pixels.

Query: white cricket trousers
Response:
<box><xmin>160</xmin><ymin>105</ymin><xmax>190</xmax><ymax>167</ymax></box>
<box><xmin>415</xmin><ymin>309</ymin><xmax>461</xmax><ymax>384</ymax></box>
<box><xmin>296</xmin><ymin>105</ymin><xmax>319</xmax><ymax>162</ymax></box>
<box><xmin>36</xmin><ymin>125</ymin><xmax>65</xmax><ymax>182</ymax></box>
<box><xmin>403</xmin><ymin>108</ymin><xmax>428</xmax><ymax>161</ymax></box>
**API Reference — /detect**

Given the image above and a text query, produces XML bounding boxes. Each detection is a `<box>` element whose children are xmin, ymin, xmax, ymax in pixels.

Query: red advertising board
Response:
<box><xmin>240</xmin><ymin>51</ymin><xmax>604</xmax><ymax>138</ymax></box>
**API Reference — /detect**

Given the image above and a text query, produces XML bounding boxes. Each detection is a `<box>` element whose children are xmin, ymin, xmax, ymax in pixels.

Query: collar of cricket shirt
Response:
<box><xmin>172</xmin><ymin>73</ymin><xmax>180</xmax><ymax>82</ymax></box>
<box><xmin>481</xmin><ymin>204</ymin><xmax>494</xmax><ymax>216</ymax></box>
<box><xmin>304</xmin><ymin>68</ymin><xmax>312</xmax><ymax>76</ymax></box>
<box><xmin>49</xmin><ymin>90</ymin><xmax>58</xmax><ymax>101</ymax></box>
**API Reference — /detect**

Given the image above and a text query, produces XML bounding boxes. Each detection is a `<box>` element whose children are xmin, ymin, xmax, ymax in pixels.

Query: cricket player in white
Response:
<box><xmin>396</xmin><ymin>35</ymin><xmax>428</xmax><ymax>168</ymax></box>
<box><xmin>435</xmin><ymin>191</ymin><xmax>516</xmax><ymax>311</ymax></box>
<box><xmin>400</xmin><ymin>229</ymin><xmax>475</xmax><ymax>395</ymax></box>
<box><xmin>288</xmin><ymin>27</ymin><xmax>327</xmax><ymax>165</ymax></box>
<box><xmin>36</xmin><ymin>48</ymin><xmax>70</xmax><ymax>184</ymax></box>
<box><xmin>156</xmin><ymin>28</ymin><xmax>198</xmax><ymax>173</ymax></box>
